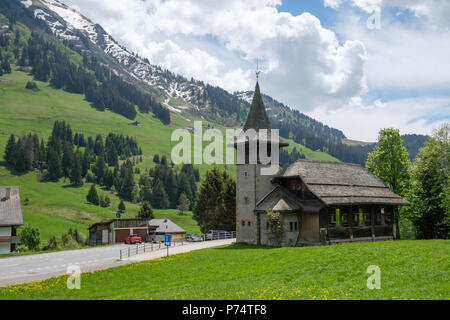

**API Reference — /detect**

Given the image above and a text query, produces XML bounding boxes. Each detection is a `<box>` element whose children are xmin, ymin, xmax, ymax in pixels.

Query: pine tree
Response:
<box><xmin>82</xmin><ymin>151</ymin><xmax>90</xmax><ymax>178</ymax></box>
<box><xmin>137</xmin><ymin>200</ymin><xmax>154</xmax><ymax>219</ymax></box>
<box><xmin>94</xmin><ymin>154</ymin><xmax>106</xmax><ymax>184</ymax></box>
<box><xmin>4</xmin><ymin>134</ymin><xmax>16</xmax><ymax>166</ymax></box>
<box><xmin>193</xmin><ymin>168</ymin><xmax>236</xmax><ymax>233</ymax></box>
<box><xmin>151</xmin><ymin>179</ymin><xmax>170</xmax><ymax>209</ymax></box>
<box><xmin>86</xmin><ymin>184</ymin><xmax>99</xmax><ymax>205</ymax></box>
<box><xmin>153</xmin><ymin>154</ymin><xmax>160</xmax><ymax>164</ymax></box>
<box><xmin>47</xmin><ymin>147</ymin><xmax>62</xmax><ymax>181</ymax></box>
<box><xmin>118</xmin><ymin>200</ymin><xmax>126</xmax><ymax>213</ymax></box>
<box><xmin>119</xmin><ymin>166</ymin><xmax>135</xmax><ymax>201</ymax></box>
<box><xmin>62</xmin><ymin>141</ymin><xmax>74</xmax><ymax>178</ymax></box>
<box><xmin>70</xmin><ymin>152</ymin><xmax>83</xmax><ymax>187</ymax></box>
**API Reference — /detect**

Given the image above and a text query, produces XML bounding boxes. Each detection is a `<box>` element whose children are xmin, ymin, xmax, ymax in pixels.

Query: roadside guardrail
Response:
<box><xmin>119</xmin><ymin>231</ymin><xmax>236</xmax><ymax>260</ymax></box>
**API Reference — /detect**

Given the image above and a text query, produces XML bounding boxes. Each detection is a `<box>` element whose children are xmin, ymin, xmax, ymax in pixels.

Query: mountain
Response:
<box><xmin>1</xmin><ymin>0</ymin><xmax>427</xmax><ymax>167</ymax></box>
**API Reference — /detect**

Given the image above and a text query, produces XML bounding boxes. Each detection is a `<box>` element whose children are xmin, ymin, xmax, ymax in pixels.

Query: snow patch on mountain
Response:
<box><xmin>20</xmin><ymin>0</ymin><xmax>32</xmax><ymax>8</ymax></box>
<box><xmin>20</xmin><ymin>0</ymin><xmax>210</xmax><ymax>114</ymax></box>
<box><xmin>39</xmin><ymin>0</ymin><xmax>97</xmax><ymax>43</ymax></box>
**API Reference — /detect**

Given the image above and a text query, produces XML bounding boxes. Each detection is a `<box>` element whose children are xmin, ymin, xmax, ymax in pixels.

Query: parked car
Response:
<box><xmin>204</xmin><ymin>230</ymin><xmax>232</xmax><ymax>240</ymax></box>
<box><xmin>152</xmin><ymin>232</ymin><xmax>166</xmax><ymax>243</ymax></box>
<box><xmin>125</xmin><ymin>234</ymin><xmax>143</xmax><ymax>244</ymax></box>
<box><xmin>185</xmin><ymin>234</ymin><xmax>203</xmax><ymax>242</ymax></box>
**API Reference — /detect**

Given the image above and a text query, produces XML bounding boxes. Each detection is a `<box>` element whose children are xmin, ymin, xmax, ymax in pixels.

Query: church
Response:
<box><xmin>233</xmin><ymin>82</ymin><xmax>410</xmax><ymax>246</ymax></box>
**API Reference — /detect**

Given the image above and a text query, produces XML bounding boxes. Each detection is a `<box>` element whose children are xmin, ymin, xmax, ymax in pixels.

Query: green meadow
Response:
<box><xmin>0</xmin><ymin>68</ymin><xmax>337</xmax><ymax>242</ymax></box>
<box><xmin>0</xmin><ymin>240</ymin><xmax>448</xmax><ymax>299</ymax></box>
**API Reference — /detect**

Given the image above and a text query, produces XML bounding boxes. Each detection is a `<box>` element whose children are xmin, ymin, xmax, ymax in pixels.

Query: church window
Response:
<box><xmin>248</xmin><ymin>221</ymin><xmax>251</xmax><ymax>227</ymax></box>
<box><xmin>289</xmin><ymin>222</ymin><xmax>293</xmax><ymax>232</ymax></box>
<box><xmin>294</xmin><ymin>222</ymin><xmax>298</xmax><ymax>231</ymax></box>
<box><xmin>242</xmin><ymin>220</ymin><xmax>245</xmax><ymax>227</ymax></box>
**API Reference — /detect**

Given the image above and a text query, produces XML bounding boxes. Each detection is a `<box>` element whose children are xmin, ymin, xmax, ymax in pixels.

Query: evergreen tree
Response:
<box><xmin>153</xmin><ymin>154</ymin><xmax>160</xmax><ymax>164</ymax></box>
<box><xmin>70</xmin><ymin>151</ymin><xmax>83</xmax><ymax>187</ymax></box>
<box><xmin>137</xmin><ymin>200</ymin><xmax>154</xmax><ymax>219</ymax></box>
<box><xmin>86</xmin><ymin>184</ymin><xmax>100</xmax><ymax>205</ymax></box>
<box><xmin>193</xmin><ymin>168</ymin><xmax>236</xmax><ymax>233</ymax></box>
<box><xmin>81</xmin><ymin>151</ymin><xmax>90</xmax><ymax>178</ymax></box>
<box><xmin>47</xmin><ymin>147</ymin><xmax>62</xmax><ymax>181</ymax></box>
<box><xmin>4</xmin><ymin>134</ymin><xmax>16</xmax><ymax>166</ymax></box>
<box><xmin>61</xmin><ymin>141</ymin><xmax>74</xmax><ymax>178</ymax></box>
<box><xmin>93</xmin><ymin>154</ymin><xmax>106</xmax><ymax>184</ymax></box>
<box><xmin>151</xmin><ymin>179</ymin><xmax>170</xmax><ymax>209</ymax></box>
<box><xmin>118</xmin><ymin>200</ymin><xmax>126</xmax><ymax>213</ymax></box>
<box><xmin>119</xmin><ymin>166</ymin><xmax>135</xmax><ymax>201</ymax></box>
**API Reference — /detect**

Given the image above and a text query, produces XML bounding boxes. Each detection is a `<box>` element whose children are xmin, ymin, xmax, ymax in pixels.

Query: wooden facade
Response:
<box><xmin>255</xmin><ymin>160</ymin><xmax>409</xmax><ymax>246</ymax></box>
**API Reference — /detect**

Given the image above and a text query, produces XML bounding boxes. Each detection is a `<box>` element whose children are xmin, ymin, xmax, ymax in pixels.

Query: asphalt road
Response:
<box><xmin>0</xmin><ymin>244</ymin><xmax>129</xmax><ymax>287</ymax></box>
<box><xmin>0</xmin><ymin>239</ymin><xmax>236</xmax><ymax>287</ymax></box>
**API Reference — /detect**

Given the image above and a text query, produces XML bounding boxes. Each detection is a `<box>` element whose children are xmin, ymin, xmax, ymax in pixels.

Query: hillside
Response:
<box><xmin>0</xmin><ymin>0</ymin><xmax>423</xmax><ymax>245</ymax></box>
<box><xmin>1</xmin><ymin>240</ymin><xmax>448</xmax><ymax>299</ymax></box>
<box><xmin>0</xmin><ymin>66</ymin><xmax>337</xmax><ymax>241</ymax></box>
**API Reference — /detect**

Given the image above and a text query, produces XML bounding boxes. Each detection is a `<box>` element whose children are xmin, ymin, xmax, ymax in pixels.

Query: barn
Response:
<box><xmin>0</xmin><ymin>187</ymin><xmax>23</xmax><ymax>254</ymax></box>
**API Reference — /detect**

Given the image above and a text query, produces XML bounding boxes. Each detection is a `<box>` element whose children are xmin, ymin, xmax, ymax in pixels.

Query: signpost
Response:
<box><xmin>165</xmin><ymin>234</ymin><xmax>171</xmax><ymax>257</ymax></box>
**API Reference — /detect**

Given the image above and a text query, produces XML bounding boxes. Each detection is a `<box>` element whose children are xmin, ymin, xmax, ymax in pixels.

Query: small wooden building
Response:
<box><xmin>88</xmin><ymin>218</ymin><xmax>186</xmax><ymax>246</ymax></box>
<box><xmin>0</xmin><ymin>187</ymin><xmax>23</xmax><ymax>254</ymax></box>
<box><xmin>256</xmin><ymin>160</ymin><xmax>410</xmax><ymax>246</ymax></box>
<box><xmin>88</xmin><ymin>219</ymin><xmax>157</xmax><ymax>246</ymax></box>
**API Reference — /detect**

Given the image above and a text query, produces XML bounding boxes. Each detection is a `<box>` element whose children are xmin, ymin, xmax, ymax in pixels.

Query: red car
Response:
<box><xmin>125</xmin><ymin>234</ymin><xmax>143</xmax><ymax>244</ymax></box>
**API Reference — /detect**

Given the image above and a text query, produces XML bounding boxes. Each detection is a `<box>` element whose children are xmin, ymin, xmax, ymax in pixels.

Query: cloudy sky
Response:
<box><xmin>61</xmin><ymin>0</ymin><xmax>449</xmax><ymax>141</ymax></box>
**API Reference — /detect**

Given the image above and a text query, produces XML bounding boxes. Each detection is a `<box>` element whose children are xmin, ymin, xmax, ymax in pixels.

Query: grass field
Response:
<box><xmin>0</xmin><ymin>68</ymin><xmax>338</xmax><ymax>243</ymax></box>
<box><xmin>0</xmin><ymin>240</ymin><xmax>448</xmax><ymax>300</ymax></box>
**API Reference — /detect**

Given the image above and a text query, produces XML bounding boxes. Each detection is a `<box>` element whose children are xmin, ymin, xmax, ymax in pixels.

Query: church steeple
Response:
<box><xmin>243</xmin><ymin>82</ymin><xmax>271</xmax><ymax>132</ymax></box>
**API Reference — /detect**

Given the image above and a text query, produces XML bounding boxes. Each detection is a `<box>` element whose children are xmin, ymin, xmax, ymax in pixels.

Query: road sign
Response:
<box><xmin>165</xmin><ymin>234</ymin><xmax>172</xmax><ymax>247</ymax></box>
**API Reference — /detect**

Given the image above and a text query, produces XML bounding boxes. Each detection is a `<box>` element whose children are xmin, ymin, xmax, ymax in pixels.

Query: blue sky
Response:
<box><xmin>61</xmin><ymin>0</ymin><xmax>450</xmax><ymax>141</ymax></box>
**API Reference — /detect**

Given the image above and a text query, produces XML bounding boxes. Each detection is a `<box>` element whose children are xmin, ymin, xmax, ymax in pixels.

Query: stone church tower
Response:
<box><xmin>234</xmin><ymin>82</ymin><xmax>288</xmax><ymax>244</ymax></box>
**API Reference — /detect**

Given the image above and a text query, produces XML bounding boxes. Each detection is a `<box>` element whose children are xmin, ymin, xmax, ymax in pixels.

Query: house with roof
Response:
<box><xmin>0</xmin><ymin>187</ymin><xmax>23</xmax><ymax>254</ymax></box>
<box><xmin>88</xmin><ymin>217</ymin><xmax>186</xmax><ymax>246</ymax></box>
<box><xmin>233</xmin><ymin>82</ymin><xmax>410</xmax><ymax>246</ymax></box>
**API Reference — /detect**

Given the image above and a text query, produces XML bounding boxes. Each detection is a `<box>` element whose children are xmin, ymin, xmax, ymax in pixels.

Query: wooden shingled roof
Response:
<box><xmin>275</xmin><ymin>160</ymin><xmax>410</xmax><ymax>206</ymax></box>
<box><xmin>255</xmin><ymin>185</ymin><xmax>323</xmax><ymax>213</ymax></box>
<box><xmin>0</xmin><ymin>186</ymin><xmax>23</xmax><ymax>226</ymax></box>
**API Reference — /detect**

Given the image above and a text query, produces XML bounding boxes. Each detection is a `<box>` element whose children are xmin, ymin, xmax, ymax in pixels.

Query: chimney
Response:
<box><xmin>1</xmin><ymin>188</ymin><xmax>10</xmax><ymax>202</ymax></box>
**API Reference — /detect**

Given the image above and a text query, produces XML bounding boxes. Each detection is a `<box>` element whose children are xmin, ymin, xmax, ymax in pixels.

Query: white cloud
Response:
<box><xmin>327</xmin><ymin>0</ymin><xmax>450</xmax><ymax>28</ymax></box>
<box><xmin>61</xmin><ymin>0</ymin><xmax>367</xmax><ymax>111</ymax></box>
<box><xmin>309</xmin><ymin>97</ymin><xmax>450</xmax><ymax>141</ymax></box>
<box><xmin>57</xmin><ymin>0</ymin><xmax>449</xmax><ymax>140</ymax></box>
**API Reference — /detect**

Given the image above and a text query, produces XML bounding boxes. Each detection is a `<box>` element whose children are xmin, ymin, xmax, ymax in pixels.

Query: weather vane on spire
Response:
<box><xmin>256</xmin><ymin>59</ymin><xmax>261</xmax><ymax>82</ymax></box>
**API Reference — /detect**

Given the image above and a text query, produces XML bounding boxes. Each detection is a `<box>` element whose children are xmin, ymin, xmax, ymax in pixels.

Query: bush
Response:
<box><xmin>25</xmin><ymin>81</ymin><xmax>39</xmax><ymax>91</ymax></box>
<box><xmin>20</xmin><ymin>224</ymin><xmax>41</xmax><ymax>251</ymax></box>
<box><xmin>42</xmin><ymin>236</ymin><xmax>59</xmax><ymax>251</ymax></box>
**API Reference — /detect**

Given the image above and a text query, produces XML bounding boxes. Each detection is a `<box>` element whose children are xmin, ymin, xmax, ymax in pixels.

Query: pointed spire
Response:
<box><xmin>243</xmin><ymin>82</ymin><xmax>271</xmax><ymax>132</ymax></box>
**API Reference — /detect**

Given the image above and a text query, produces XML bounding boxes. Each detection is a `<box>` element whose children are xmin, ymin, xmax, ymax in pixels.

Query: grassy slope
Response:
<box><xmin>0</xmin><ymin>68</ymin><xmax>337</xmax><ymax>241</ymax></box>
<box><xmin>0</xmin><ymin>240</ymin><xmax>448</xmax><ymax>299</ymax></box>
<box><xmin>342</xmin><ymin>138</ymin><xmax>374</xmax><ymax>147</ymax></box>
